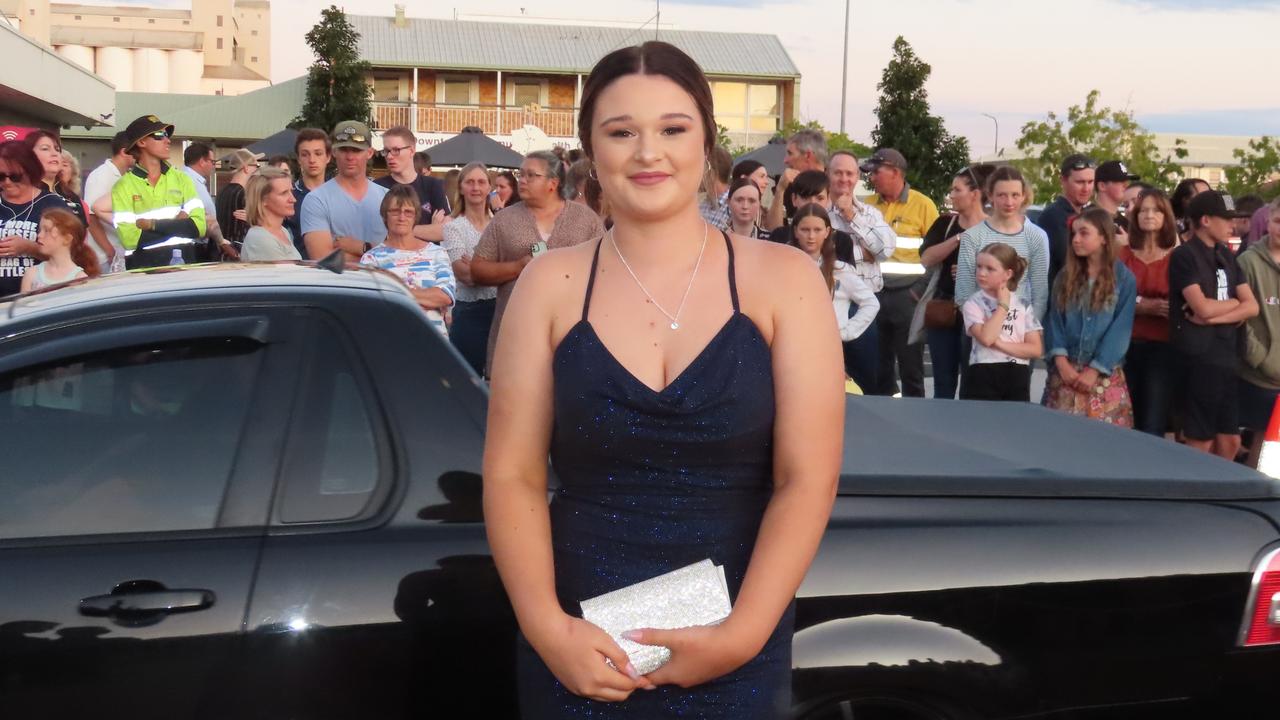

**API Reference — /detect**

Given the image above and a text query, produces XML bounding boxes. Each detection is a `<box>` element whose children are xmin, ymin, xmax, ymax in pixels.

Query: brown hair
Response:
<box><xmin>956</xmin><ymin>163</ymin><xmax>996</xmax><ymax>203</ymax></box>
<box><xmin>24</xmin><ymin>129</ymin><xmax>82</xmax><ymax>203</ymax></box>
<box><xmin>294</xmin><ymin>128</ymin><xmax>332</xmax><ymax>154</ymax></box>
<box><xmin>382</xmin><ymin>125</ymin><xmax>415</xmax><ymax>147</ymax></box>
<box><xmin>577</xmin><ymin>41</ymin><xmax>716</xmax><ymax>160</ymax></box>
<box><xmin>380</xmin><ymin>183</ymin><xmax>421</xmax><ymax>223</ymax></box>
<box><xmin>1129</xmin><ymin>188</ymin><xmax>1178</xmax><ymax>252</ymax></box>
<box><xmin>1055</xmin><ymin>207</ymin><xmax>1118</xmax><ymax>312</ymax></box>
<box><xmin>976</xmin><ymin>242</ymin><xmax>1028</xmax><ymax>292</ymax></box>
<box><xmin>985</xmin><ymin>165</ymin><xmax>1034</xmax><ymax>208</ymax></box>
<box><xmin>39</xmin><ymin>208</ymin><xmax>100</xmax><ymax>278</ymax></box>
<box><xmin>0</xmin><ymin>140</ymin><xmax>46</xmax><ymax>187</ymax></box>
<box><xmin>790</xmin><ymin>204</ymin><xmax>837</xmax><ymax>294</ymax></box>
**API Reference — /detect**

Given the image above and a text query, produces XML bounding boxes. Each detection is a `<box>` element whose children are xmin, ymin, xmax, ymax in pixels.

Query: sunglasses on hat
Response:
<box><xmin>335</xmin><ymin>129</ymin><xmax>367</xmax><ymax>143</ymax></box>
<box><xmin>1065</xmin><ymin>158</ymin><xmax>1096</xmax><ymax>171</ymax></box>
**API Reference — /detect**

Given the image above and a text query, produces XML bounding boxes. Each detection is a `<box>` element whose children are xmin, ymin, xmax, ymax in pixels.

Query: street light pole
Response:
<box><xmin>980</xmin><ymin>113</ymin><xmax>998</xmax><ymax>157</ymax></box>
<box><xmin>839</xmin><ymin>0</ymin><xmax>850</xmax><ymax>134</ymax></box>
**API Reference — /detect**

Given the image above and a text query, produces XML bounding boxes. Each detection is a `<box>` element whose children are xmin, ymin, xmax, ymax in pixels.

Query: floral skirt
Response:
<box><xmin>1042</xmin><ymin>363</ymin><xmax>1134</xmax><ymax>428</ymax></box>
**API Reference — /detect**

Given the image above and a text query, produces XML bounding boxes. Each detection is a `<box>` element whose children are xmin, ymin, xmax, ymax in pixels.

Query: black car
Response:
<box><xmin>1</xmin><ymin>264</ymin><xmax>1278</xmax><ymax>719</ymax></box>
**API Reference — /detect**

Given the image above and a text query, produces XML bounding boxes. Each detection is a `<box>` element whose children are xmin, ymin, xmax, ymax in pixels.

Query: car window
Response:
<box><xmin>278</xmin><ymin>324</ymin><xmax>382</xmax><ymax>524</ymax></box>
<box><xmin>0</xmin><ymin>337</ymin><xmax>263</xmax><ymax>540</ymax></box>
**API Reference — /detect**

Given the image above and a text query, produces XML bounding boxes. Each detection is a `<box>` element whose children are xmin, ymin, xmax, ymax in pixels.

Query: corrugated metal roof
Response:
<box><xmin>62</xmin><ymin>76</ymin><xmax>305</xmax><ymax>143</ymax></box>
<box><xmin>350</xmin><ymin>15</ymin><xmax>800</xmax><ymax>79</ymax></box>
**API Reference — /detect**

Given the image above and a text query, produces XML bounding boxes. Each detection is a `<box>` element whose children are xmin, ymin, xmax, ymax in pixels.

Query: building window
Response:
<box><xmin>711</xmin><ymin>81</ymin><xmax>781</xmax><ymax>148</ymax></box>
<box><xmin>436</xmin><ymin>75</ymin><xmax>479</xmax><ymax>106</ymax></box>
<box><xmin>372</xmin><ymin>76</ymin><xmax>404</xmax><ymax>102</ymax></box>
<box><xmin>148</xmin><ymin>18</ymin><xmax>155</xmax><ymax>24</ymax></box>
<box><xmin>183</xmin><ymin>20</ymin><xmax>189</xmax><ymax>25</ymax></box>
<box><xmin>507</xmin><ymin>77</ymin><xmax>549</xmax><ymax>108</ymax></box>
<box><xmin>74</xmin><ymin>15</ymin><xmax>81</xmax><ymax>20</ymax></box>
<box><xmin>217</xmin><ymin>15</ymin><xmax>223</xmax><ymax>27</ymax></box>
<box><xmin>216</xmin><ymin>37</ymin><xmax>223</xmax><ymax>50</ymax></box>
<box><xmin>251</xmin><ymin>29</ymin><xmax>258</xmax><ymax>36</ymax></box>
<box><xmin>112</xmin><ymin>16</ymin><xmax>120</xmax><ymax>22</ymax></box>
<box><xmin>251</xmin><ymin>56</ymin><xmax>258</xmax><ymax>63</ymax></box>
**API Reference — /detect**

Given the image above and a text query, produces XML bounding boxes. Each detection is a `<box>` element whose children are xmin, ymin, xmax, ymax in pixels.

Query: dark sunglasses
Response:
<box><xmin>0</xmin><ymin>172</ymin><xmax>24</xmax><ymax>183</ymax></box>
<box><xmin>955</xmin><ymin>165</ymin><xmax>980</xmax><ymax>186</ymax></box>
<box><xmin>149</xmin><ymin>131</ymin><xmax>171</xmax><ymax>141</ymax></box>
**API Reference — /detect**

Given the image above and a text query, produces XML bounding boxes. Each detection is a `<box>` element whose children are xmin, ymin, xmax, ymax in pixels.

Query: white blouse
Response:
<box><xmin>441</xmin><ymin>216</ymin><xmax>499</xmax><ymax>303</ymax></box>
<box><xmin>831</xmin><ymin>260</ymin><xmax>880</xmax><ymax>341</ymax></box>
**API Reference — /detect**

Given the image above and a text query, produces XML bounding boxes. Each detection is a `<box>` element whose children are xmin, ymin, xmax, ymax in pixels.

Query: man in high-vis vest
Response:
<box><xmin>862</xmin><ymin>148</ymin><xmax>940</xmax><ymax>398</ymax></box>
<box><xmin>111</xmin><ymin>115</ymin><xmax>210</xmax><ymax>269</ymax></box>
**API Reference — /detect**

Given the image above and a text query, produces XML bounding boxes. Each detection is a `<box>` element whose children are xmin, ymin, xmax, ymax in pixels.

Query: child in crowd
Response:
<box><xmin>960</xmin><ymin>242</ymin><xmax>1043</xmax><ymax>401</ymax></box>
<box><xmin>1043</xmin><ymin>208</ymin><xmax>1137</xmax><ymax>426</ymax></box>
<box><xmin>1236</xmin><ymin>197</ymin><xmax>1280</xmax><ymax>467</ymax></box>
<box><xmin>790</xmin><ymin>205</ymin><xmax>879</xmax><ymax>346</ymax></box>
<box><xmin>1170</xmin><ymin>191</ymin><xmax>1259</xmax><ymax>459</ymax></box>
<box><xmin>20</xmin><ymin>208</ymin><xmax>100</xmax><ymax>293</ymax></box>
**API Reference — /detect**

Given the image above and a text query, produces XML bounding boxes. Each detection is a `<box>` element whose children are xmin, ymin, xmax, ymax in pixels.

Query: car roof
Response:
<box><xmin>840</xmin><ymin>396</ymin><xmax>1279</xmax><ymax>500</ymax></box>
<box><xmin>0</xmin><ymin>262</ymin><xmax>402</xmax><ymax>327</ymax></box>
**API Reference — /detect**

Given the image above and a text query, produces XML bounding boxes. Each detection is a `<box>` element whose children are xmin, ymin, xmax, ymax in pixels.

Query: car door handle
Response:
<box><xmin>79</xmin><ymin>589</ymin><xmax>216</xmax><ymax>617</ymax></box>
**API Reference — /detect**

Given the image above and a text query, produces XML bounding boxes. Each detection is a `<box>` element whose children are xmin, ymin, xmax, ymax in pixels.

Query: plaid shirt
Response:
<box><xmin>699</xmin><ymin>189</ymin><xmax>731</xmax><ymax>231</ymax></box>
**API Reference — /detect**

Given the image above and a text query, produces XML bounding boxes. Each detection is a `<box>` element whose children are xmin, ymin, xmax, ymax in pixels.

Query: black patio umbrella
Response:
<box><xmin>733</xmin><ymin>136</ymin><xmax>787</xmax><ymax>177</ymax></box>
<box><xmin>427</xmin><ymin>126</ymin><xmax>525</xmax><ymax>169</ymax></box>
<box><xmin>246</xmin><ymin>128</ymin><xmax>299</xmax><ymax>157</ymax></box>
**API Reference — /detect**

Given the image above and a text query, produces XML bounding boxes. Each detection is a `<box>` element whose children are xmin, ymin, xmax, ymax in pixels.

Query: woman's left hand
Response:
<box><xmin>624</xmin><ymin>624</ymin><xmax>757</xmax><ymax>689</ymax></box>
<box><xmin>1074</xmin><ymin>367</ymin><xmax>1100</xmax><ymax>393</ymax></box>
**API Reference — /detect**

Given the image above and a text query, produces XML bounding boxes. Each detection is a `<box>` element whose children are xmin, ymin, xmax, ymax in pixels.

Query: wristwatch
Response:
<box><xmin>997</xmin><ymin>301</ymin><xmax>1011</xmax><ymax>312</ymax></box>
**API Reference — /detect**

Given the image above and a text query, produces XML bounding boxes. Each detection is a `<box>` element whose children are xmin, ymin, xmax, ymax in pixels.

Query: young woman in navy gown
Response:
<box><xmin>483</xmin><ymin>41</ymin><xmax>844</xmax><ymax>718</ymax></box>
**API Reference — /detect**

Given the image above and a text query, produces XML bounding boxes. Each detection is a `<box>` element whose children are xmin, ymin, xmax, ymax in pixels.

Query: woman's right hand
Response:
<box><xmin>997</xmin><ymin>284</ymin><xmax>1012</xmax><ymax>307</ymax></box>
<box><xmin>1054</xmin><ymin>355</ymin><xmax>1079</xmax><ymax>388</ymax></box>
<box><xmin>526</xmin><ymin>613</ymin><xmax>651</xmax><ymax>701</ymax></box>
<box><xmin>1137</xmin><ymin>297</ymin><xmax>1169</xmax><ymax>318</ymax></box>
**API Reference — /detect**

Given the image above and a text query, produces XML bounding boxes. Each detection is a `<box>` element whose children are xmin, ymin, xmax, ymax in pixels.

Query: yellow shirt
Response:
<box><xmin>866</xmin><ymin>185</ymin><xmax>939</xmax><ymax>277</ymax></box>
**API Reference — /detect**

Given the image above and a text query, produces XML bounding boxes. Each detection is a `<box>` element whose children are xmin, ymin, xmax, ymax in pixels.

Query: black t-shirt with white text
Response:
<box><xmin>375</xmin><ymin>174</ymin><xmax>451</xmax><ymax>226</ymax></box>
<box><xmin>1</xmin><ymin>190</ymin><xmax>70</xmax><ymax>297</ymax></box>
<box><xmin>1168</xmin><ymin>236</ymin><xmax>1243</xmax><ymax>366</ymax></box>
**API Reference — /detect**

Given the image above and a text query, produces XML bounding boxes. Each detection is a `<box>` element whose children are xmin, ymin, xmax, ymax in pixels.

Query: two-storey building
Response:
<box><xmin>351</xmin><ymin>9</ymin><xmax>801</xmax><ymax>153</ymax></box>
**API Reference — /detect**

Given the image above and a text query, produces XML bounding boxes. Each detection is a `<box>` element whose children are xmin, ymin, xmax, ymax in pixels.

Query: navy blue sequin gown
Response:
<box><xmin>517</xmin><ymin>232</ymin><xmax>794</xmax><ymax>718</ymax></box>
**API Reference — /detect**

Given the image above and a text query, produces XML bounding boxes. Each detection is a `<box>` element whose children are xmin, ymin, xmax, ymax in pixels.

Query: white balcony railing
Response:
<box><xmin>371</xmin><ymin>102</ymin><xmax>578</xmax><ymax>138</ymax></box>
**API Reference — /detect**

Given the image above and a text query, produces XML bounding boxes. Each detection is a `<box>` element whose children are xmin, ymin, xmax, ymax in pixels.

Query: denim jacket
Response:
<box><xmin>1045</xmin><ymin>261</ymin><xmax>1137</xmax><ymax>375</ymax></box>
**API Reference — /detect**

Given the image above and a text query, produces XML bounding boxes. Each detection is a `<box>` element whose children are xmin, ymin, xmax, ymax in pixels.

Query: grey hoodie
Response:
<box><xmin>1237</xmin><ymin>237</ymin><xmax>1280</xmax><ymax>390</ymax></box>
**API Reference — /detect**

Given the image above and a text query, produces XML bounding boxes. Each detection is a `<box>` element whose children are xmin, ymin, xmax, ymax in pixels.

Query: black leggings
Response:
<box><xmin>960</xmin><ymin>362</ymin><xmax>1032</xmax><ymax>402</ymax></box>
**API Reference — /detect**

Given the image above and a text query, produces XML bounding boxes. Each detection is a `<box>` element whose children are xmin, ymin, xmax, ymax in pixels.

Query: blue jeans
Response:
<box><xmin>926</xmin><ymin>323</ymin><xmax>963</xmax><ymax>399</ymax></box>
<box><xmin>450</xmin><ymin>298</ymin><xmax>496</xmax><ymax>377</ymax></box>
<box><xmin>1125</xmin><ymin>339</ymin><xmax>1177</xmax><ymax>435</ymax></box>
<box><xmin>843</xmin><ymin>314</ymin><xmax>879</xmax><ymax>392</ymax></box>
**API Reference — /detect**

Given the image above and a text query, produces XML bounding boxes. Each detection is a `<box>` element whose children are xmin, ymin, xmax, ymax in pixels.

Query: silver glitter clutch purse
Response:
<box><xmin>580</xmin><ymin>559</ymin><xmax>732</xmax><ymax>675</ymax></box>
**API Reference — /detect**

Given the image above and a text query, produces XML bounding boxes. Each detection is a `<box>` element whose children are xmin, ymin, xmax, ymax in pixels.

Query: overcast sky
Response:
<box><xmin>86</xmin><ymin>0</ymin><xmax>1280</xmax><ymax>151</ymax></box>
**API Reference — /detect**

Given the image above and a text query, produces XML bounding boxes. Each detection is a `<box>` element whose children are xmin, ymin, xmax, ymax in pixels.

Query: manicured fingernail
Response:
<box><xmin>624</xmin><ymin>663</ymin><xmax>640</xmax><ymax>680</ymax></box>
<box><xmin>621</xmin><ymin>630</ymin><xmax>641</xmax><ymax>641</ymax></box>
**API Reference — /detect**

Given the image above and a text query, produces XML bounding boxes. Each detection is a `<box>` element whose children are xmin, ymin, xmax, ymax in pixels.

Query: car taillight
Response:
<box><xmin>1240</xmin><ymin>547</ymin><xmax>1280</xmax><ymax>647</ymax></box>
<box><xmin>1254</xmin><ymin>395</ymin><xmax>1280</xmax><ymax>479</ymax></box>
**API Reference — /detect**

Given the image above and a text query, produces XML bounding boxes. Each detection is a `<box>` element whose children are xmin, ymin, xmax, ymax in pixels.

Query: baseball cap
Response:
<box><xmin>124</xmin><ymin>114</ymin><xmax>174</xmax><ymax>150</ymax></box>
<box><xmin>1096</xmin><ymin>160</ymin><xmax>1140</xmax><ymax>183</ymax></box>
<box><xmin>221</xmin><ymin>148</ymin><xmax>265</xmax><ymax>172</ymax></box>
<box><xmin>858</xmin><ymin>148</ymin><xmax>908</xmax><ymax>174</ymax></box>
<box><xmin>332</xmin><ymin>121</ymin><xmax>372</xmax><ymax>150</ymax></box>
<box><xmin>1186</xmin><ymin>191</ymin><xmax>1237</xmax><ymax>221</ymax></box>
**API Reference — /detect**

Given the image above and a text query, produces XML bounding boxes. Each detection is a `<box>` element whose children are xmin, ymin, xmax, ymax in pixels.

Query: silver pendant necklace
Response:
<box><xmin>610</xmin><ymin>222</ymin><xmax>708</xmax><ymax>330</ymax></box>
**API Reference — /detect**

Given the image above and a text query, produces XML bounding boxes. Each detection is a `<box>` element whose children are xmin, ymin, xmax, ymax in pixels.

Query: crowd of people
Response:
<box><xmin>3</xmin><ymin>100</ymin><xmax>1279</xmax><ymax>466</ymax></box>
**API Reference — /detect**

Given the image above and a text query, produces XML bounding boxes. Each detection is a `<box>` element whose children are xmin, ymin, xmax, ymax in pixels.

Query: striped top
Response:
<box><xmin>954</xmin><ymin>219</ymin><xmax>1051</xmax><ymax>323</ymax></box>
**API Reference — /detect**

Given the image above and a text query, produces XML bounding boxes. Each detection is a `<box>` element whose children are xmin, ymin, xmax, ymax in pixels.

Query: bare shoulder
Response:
<box><xmin>729</xmin><ymin>233</ymin><xmax>825</xmax><ymax>295</ymax></box>
<box><xmin>509</xmin><ymin>238</ymin><xmax>602</xmax><ymax>330</ymax></box>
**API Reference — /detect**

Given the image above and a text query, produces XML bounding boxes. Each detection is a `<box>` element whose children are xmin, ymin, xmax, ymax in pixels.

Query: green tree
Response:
<box><xmin>1013</xmin><ymin>90</ymin><xmax>1186</xmax><ymax>203</ymax></box>
<box><xmin>1225</xmin><ymin>136</ymin><xmax>1280</xmax><ymax>201</ymax></box>
<box><xmin>869</xmin><ymin>37</ymin><xmax>970</xmax><ymax>205</ymax></box>
<box><xmin>291</xmin><ymin>5</ymin><xmax>372</xmax><ymax>131</ymax></box>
